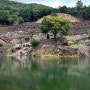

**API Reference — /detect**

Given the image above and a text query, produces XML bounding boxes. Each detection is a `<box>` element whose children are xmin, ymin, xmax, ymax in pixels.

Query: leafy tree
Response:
<box><xmin>76</xmin><ymin>0</ymin><xmax>83</xmax><ymax>10</ymax></box>
<box><xmin>19</xmin><ymin>8</ymin><xmax>32</xmax><ymax>22</ymax></box>
<box><xmin>40</xmin><ymin>16</ymin><xmax>71</xmax><ymax>39</ymax></box>
<box><xmin>0</xmin><ymin>10</ymin><xmax>10</xmax><ymax>24</ymax></box>
<box><xmin>58</xmin><ymin>6</ymin><xmax>68</xmax><ymax>13</ymax></box>
<box><xmin>15</xmin><ymin>17</ymin><xmax>24</xmax><ymax>24</ymax></box>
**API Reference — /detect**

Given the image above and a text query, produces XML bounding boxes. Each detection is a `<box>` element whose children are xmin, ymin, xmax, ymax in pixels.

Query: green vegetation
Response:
<box><xmin>0</xmin><ymin>0</ymin><xmax>90</xmax><ymax>25</ymax></box>
<box><xmin>31</xmin><ymin>39</ymin><xmax>40</xmax><ymax>47</ymax></box>
<box><xmin>9</xmin><ymin>47</ymin><xmax>15</xmax><ymax>53</ymax></box>
<box><xmin>40</xmin><ymin>16</ymin><xmax>71</xmax><ymax>39</ymax></box>
<box><xmin>0</xmin><ymin>41</ymin><xmax>3</xmax><ymax>47</ymax></box>
<box><xmin>58</xmin><ymin>1</ymin><xmax>90</xmax><ymax>20</ymax></box>
<box><xmin>0</xmin><ymin>0</ymin><xmax>57</xmax><ymax>25</ymax></box>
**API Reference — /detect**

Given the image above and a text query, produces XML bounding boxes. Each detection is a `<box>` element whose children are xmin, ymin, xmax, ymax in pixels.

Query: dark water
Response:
<box><xmin>0</xmin><ymin>56</ymin><xmax>90</xmax><ymax>90</ymax></box>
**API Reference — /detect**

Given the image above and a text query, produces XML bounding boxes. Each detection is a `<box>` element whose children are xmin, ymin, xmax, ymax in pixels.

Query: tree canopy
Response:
<box><xmin>0</xmin><ymin>0</ymin><xmax>57</xmax><ymax>25</ymax></box>
<box><xmin>0</xmin><ymin>0</ymin><xmax>90</xmax><ymax>25</ymax></box>
<box><xmin>40</xmin><ymin>16</ymin><xmax>71</xmax><ymax>39</ymax></box>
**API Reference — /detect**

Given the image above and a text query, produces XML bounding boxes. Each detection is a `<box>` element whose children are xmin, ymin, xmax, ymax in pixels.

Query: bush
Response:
<box><xmin>0</xmin><ymin>42</ymin><xmax>3</xmax><ymax>47</ymax></box>
<box><xmin>15</xmin><ymin>17</ymin><xmax>24</xmax><ymax>24</ymax></box>
<box><xmin>31</xmin><ymin>39</ymin><xmax>40</xmax><ymax>47</ymax></box>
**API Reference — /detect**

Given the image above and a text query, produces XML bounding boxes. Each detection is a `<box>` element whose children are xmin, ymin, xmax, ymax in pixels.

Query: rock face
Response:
<box><xmin>78</xmin><ymin>39</ymin><xmax>90</xmax><ymax>57</ymax></box>
<box><xmin>36</xmin><ymin>45</ymin><xmax>55</xmax><ymax>55</ymax></box>
<box><xmin>85</xmin><ymin>40</ymin><xmax>90</xmax><ymax>46</ymax></box>
<box><xmin>55</xmin><ymin>46</ymin><xmax>78</xmax><ymax>55</ymax></box>
<box><xmin>9</xmin><ymin>43</ymin><xmax>32</xmax><ymax>56</ymax></box>
<box><xmin>78</xmin><ymin>45</ymin><xmax>90</xmax><ymax>57</ymax></box>
<box><xmin>63</xmin><ymin>46</ymin><xmax>78</xmax><ymax>55</ymax></box>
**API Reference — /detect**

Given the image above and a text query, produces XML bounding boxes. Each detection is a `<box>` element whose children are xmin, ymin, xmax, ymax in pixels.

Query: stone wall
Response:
<box><xmin>0</xmin><ymin>21</ymin><xmax>90</xmax><ymax>35</ymax></box>
<box><xmin>0</xmin><ymin>22</ymin><xmax>40</xmax><ymax>34</ymax></box>
<box><xmin>70</xmin><ymin>21</ymin><xmax>90</xmax><ymax>35</ymax></box>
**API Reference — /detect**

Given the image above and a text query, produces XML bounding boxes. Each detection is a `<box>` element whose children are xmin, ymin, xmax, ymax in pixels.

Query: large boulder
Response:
<box><xmin>78</xmin><ymin>45</ymin><xmax>90</xmax><ymax>57</ymax></box>
<box><xmin>36</xmin><ymin>45</ymin><xmax>55</xmax><ymax>55</ymax></box>
<box><xmin>85</xmin><ymin>40</ymin><xmax>90</xmax><ymax>46</ymax></box>
<box><xmin>63</xmin><ymin>46</ymin><xmax>78</xmax><ymax>55</ymax></box>
<box><xmin>56</xmin><ymin>36</ymin><xmax>68</xmax><ymax>45</ymax></box>
<box><xmin>55</xmin><ymin>46</ymin><xmax>78</xmax><ymax>55</ymax></box>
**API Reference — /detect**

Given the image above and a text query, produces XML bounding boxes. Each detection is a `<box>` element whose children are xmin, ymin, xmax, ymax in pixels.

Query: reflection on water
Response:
<box><xmin>0</xmin><ymin>56</ymin><xmax>90</xmax><ymax>90</ymax></box>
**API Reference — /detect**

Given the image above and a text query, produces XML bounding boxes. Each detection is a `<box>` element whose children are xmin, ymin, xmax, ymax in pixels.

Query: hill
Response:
<box><xmin>36</xmin><ymin>13</ymin><xmax>81</xmax><ymax>23</ymax></box>
<box><xmin>0</xmin><ymin>0</ymin><xmax>57</xmax><ymax>25</ymax></box>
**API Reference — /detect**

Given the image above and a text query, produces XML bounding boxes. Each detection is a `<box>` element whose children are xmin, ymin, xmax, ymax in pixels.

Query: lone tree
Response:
<box><xmin>76</xmin><ymin>0</ymin><xmax>83</xmax><ymax>11</ymax></box>
<box><xmin>40</xmin><ymin>16</ymin><xmax>71</xmax><ymax>39</ymax></box>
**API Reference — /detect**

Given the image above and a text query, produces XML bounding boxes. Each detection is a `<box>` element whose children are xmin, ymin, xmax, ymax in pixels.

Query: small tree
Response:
<box><xmin>15</xmin><ymin>17</ymin><xmax>24</xmax><ymax>24</ymax></box>
<box><xmin>31</xmin><ymin>39</ymin><xmax>40</xmax><ymax>47</ymax></box>
<box><xmin>76</xmin><ymin>0</ymin><xmax>83</xmax><ymax>10</ymax></box>
<box><xmin>40</xmin><ymin>16</ymin><xmax>71</xmax><ymax>39</ymax></box>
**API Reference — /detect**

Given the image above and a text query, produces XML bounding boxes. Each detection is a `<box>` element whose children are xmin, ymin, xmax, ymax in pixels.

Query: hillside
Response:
<box><xmin>36</xmin><ymin>13</ymin><xmax>81</xmax><ymax>23</ymax></box>
<box><xmin>0</xmin><ymin>0</ymin><xmax>57</xmax><ymax>25</ymax></box>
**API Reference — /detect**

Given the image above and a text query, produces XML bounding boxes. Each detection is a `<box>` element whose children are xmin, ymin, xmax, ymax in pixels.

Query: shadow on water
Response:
<box><xmin>0</xmin><ymin>56</ymin><xmax>90</xmax><ymax>90</ymax></box>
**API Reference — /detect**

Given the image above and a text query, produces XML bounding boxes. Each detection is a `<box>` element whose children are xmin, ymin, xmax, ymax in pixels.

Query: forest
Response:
<box><xmin>0</xmin><ymin>0</ymin><xmax>90</xmax><ymax>25</ymax></box>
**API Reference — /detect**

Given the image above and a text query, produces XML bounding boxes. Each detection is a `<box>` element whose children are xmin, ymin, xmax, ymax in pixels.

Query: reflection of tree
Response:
<box><xmin>0</xmin><ymin>56</ymin><xmax>90</xmax><ymax>90</ymax></box>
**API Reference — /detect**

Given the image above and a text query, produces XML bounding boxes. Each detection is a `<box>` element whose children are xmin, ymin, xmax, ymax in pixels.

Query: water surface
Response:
<box><xmin>0</xmin><ymin>56</ymin><xmax>90</xmax><ymax>90</ymax></box>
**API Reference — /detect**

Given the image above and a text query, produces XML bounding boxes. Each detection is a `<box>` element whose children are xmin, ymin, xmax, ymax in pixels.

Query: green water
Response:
<box><xmin>0</xmin><ymin>56</ymin><xmax>90</xmax><ymax>90</ymax></box>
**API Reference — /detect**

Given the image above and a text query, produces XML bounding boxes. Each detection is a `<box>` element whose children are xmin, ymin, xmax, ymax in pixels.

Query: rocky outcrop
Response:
<box><xmin>78</xmin><ymin>45</ymin><xmax>90</xmax><ymax>57</ymax></box>
<box><xmin>85</xmin><ymin>40</ymin><xmax>90</xmax><ymax>46</ymax></box>
<box><xmin>55</xmin><ymin>46</ymin><xmax>78</xmax><ymax>55</ymax></box>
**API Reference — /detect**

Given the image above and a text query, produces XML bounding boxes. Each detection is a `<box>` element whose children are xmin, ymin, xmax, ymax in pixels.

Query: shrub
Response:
<box><xmin>0</xmin><ymin>42</ymin><xmax>3</xmax><ymax>47</ymax></box>
<box><xmin>31</xmin><ymin>39</ymin><xmax>40</xmax><ymax>47</ymax></box>
<box><xmin>15</xmin><ymin>17</ymin><xmax>24</xmax><ymax>24</ymax></box>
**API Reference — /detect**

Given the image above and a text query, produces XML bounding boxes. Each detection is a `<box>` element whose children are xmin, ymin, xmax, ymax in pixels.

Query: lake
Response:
<box><xmin>0</xmin><ymin>56</ymin><xmax>90</xmax><ymax>90</ymax></box>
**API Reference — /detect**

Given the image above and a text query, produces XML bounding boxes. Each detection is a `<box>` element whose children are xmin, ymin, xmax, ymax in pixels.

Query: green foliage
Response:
<box><xmin>31</xmin><ymin>39</ymin><xmax>40</xmax><ymax>47</ymax></box>
<box><xmin>58</xmin><ymin>3</ymin><xmax>90</xmax><ymax>20</ymax></box>
<box><xmin>0</xmin><ymin>0</ymin><xmax>90</xmax><ymax>25</ymax></box>
<box><xmin>0</xmin><ymin>42</ymin><xmax>3</xmax><ymax>47</ymax></box>
<box><xmin>15</xmin><ymin>17</ymin><xmax>24</xmax><ymax>24</ymax></box>
<box><xmin>0</xmin><ymin>0</ymin><xmax>57</xmax><ymax>25</ymax></box>
<box><xmin>76</xmin><ymin>0</ymin><xmax>83</xmax><ymax>10</ymax></box>
<box><xmin>40</xmin><ymin>16</ymin><xmax>71</xmax><ymax>38</ymax></box>
<box><xmin>58</xmin><ymin>6</ymin><xmax>68</xmax><ymax>13</ymax></box>
<box><xmin>0</xmin><ymin>10</ymin><xmax>10</xmax><ymax>24</ymax></box>
<box><xmin>51</xmin><ymin>12</ymin><xmax>57</xmax><ymax>16</ymax></box>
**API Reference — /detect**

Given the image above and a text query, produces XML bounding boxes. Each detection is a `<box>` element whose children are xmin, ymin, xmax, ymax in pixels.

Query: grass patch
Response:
<box><xmin>0</xmin><ymin>41</ymin><xmax>3</xmax><ymax>47</ymax></box>
<box><xmin>31</xmin><ymin>39</ymin><xmax>40</xmax><ymax>47</ymax></box>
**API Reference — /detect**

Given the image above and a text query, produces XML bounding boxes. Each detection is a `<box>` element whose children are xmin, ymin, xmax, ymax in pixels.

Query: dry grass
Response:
<box><xmin>36</xmin><ymin>13</ymin><xmax>81</xmax><ymax>23</ymax></box>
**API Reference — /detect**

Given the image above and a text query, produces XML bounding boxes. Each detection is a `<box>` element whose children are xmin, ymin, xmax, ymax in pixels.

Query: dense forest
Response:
<box><xmin>0</xmin><ymin>0</ymin><xmax>57</xmax><ymax>25</ymax></box>
<box><xmin>0</xmin><ymin>0</ymin><xmax>90</xmax><ymax>25</ymax></box>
